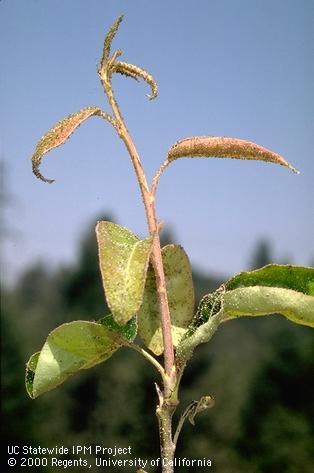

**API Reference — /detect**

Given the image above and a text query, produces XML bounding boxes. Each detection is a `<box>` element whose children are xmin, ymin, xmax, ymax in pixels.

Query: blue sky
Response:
<box><xmin>1</xmin><ymin>0</ymin><xmax>313</xmax><ymax>283</ymax></box>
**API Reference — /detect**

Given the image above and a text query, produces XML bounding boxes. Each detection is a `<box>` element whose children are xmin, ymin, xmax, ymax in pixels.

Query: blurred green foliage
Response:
<box><xmin>1</xmin><ymin>220</ymin><xmax>313</xmax><ymax>472</ymax></box>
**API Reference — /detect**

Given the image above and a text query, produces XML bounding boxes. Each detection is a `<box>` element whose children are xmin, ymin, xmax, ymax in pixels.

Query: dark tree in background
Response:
<box><xmin>1</xmin><ymin>220</ymin><xmax>313</xmax><ymax>472</ymax></box>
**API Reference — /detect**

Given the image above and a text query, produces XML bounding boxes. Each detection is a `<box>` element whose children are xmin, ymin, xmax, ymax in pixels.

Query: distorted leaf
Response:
<box><xmin>98</xmin><ymin>16</ymin><xmax>157</xmax><ymax>100</ymax></box>
<box><xmin>26</xmin><ymin>320</ymin><xmax>125</xmax><ymax>399</ymax></box>
<box><xmin>112</xmin><ymin>62</ymin><xmax>158</xmax><ymax>100</ymax></box>
<box><xmin>167</xmin><ymin>136</ymin><xmax>299</xmax><ymax>173</ymax></box>
<box><xmin>138</xmin><ymin>245</ymin><xmax>195</xmax><ymax>355</ymax></box>
<box><xmin>32</xmin><ymin>107</ymin><xmax>115</xmax><ymax>183</ymax></box>
<box><xmin>96</xmin><ymin>221</ymin><xmax>154</xmax><ymax>325</ymax></box>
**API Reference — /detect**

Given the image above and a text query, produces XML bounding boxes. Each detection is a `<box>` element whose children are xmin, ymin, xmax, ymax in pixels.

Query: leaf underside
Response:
<box><xmin>138</xmin><ymin>244</ymin><xmax>195</xmax><ymax>355</ymax></box>
<box><xmin>26</xmin><ymin>316</ymin><xmax>135</xmax><ymax>399</ymax></box>
<box><xmin>96</xmin><ymin>221</ymin><xmax>153</xmax><ymax>325</ymax></box>
<box><xmin>224</xmin><ymin>264</ymin><xmax>314</xmax><ymax>327</ymax></box>
<box><xmin>167</xmin><ymin>136</ymin><xmax>299</xmax><ymax>174</ymax></box>
<box><xmin>26</xmin><ymin>321</ymin><xmax>120</xmax><ymax>398</ymax></box>
<box><xmin>224</xmin><ymin>286</ymin><xmax>314</xmax><ymax>327</ymax></box>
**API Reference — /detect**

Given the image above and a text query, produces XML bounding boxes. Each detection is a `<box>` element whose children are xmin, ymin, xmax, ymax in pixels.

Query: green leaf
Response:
<box><xmin>98</xmin><ymin>314</ymin><xmax>137</xmax><ymax>341</ymax></box>
<box><xmin>25</xmin><ymin>320</ymin><xmax>126</xmax><ymax>399</ymax></box>
<box><xmin>224</xmin><ymin>264</ymin><xmax>314</xmax><ymax>328</ymax></box>
<box><xmin>32</xmin><ymin>107</ymin><xmax>115</xmax><ymax>183</ymax></box>
<box><xmin>138</xmin><ymin>244</ymin><xmax>195</xmax><ymax>355</ymax></box>
<box><xmin>96</xmin><ymin>221</ymin><xmax>154</xmax><ymax>325</ymax></box>
<box><xmin>226</xmin><ymin>264</ymin><xmax>314</xmax><ymax>295</ymax></box>
<box><xmin>176</xmin><ymin>265</ymin><xmax>313</xmax><ymax>370</ymax></box>
<box><xmin>167</xmin><ymin>136</ymin><xmax>299</xmax><ymax>174</ymax></box>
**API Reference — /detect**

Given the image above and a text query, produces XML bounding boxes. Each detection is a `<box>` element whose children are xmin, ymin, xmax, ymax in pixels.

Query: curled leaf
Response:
<box><xmin>173</xmin><ymin>395</ymin><xmax>215</xmax><ymax>445</ymax></box>
<box><xmin>32</xmin><ymin>107</ymin><xmax>116</xmax><ymax>183</ymax></box>
<box><xmin>101</xmin><ymin>15</ymin><xmax>124</xmax><ymax>68</ymax></box>
<box><xmin>177</xmin><ymin>265</ymin><xmax>314</xmax><ymax>370</ymax></box>
<box><xmin>167</xmin><ymin>136</ymin><xmax>299</xmax><ymax>173</ymax></box>
<box><xmin>112</xmin><ymin>63</ymin><xmax>139</xmax><ymax>81</ymax></box>
<box><xmin>224</xmin><ymin>286</ymin><xmax>314</xmax><ymax>328</ymax></box>
<box><xmin>224</xmin><ymin>264</ymin><xmax>314</xmax><ymax>328</ymax></box>
<box><xmin>112</xmin><ymin>62</ymin><xmax>158</xmax><ymax>100</ymax></box>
